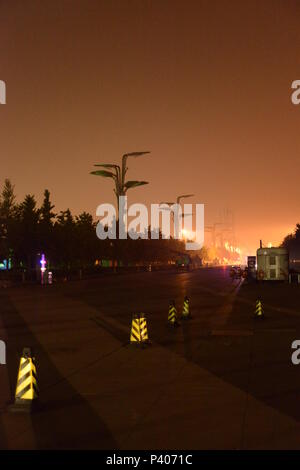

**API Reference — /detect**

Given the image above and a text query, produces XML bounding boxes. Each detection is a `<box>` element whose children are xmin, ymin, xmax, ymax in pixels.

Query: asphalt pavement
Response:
<box><xmin>1</xmin><ymin>267</ymin><xmax>300</xmax><ymax>449</ymax></box>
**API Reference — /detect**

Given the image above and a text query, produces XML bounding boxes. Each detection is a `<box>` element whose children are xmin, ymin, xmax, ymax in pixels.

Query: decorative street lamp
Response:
<box><xmin>90</xmin><ymin>151</ymin><xmax>150</xmax><ymax>215</ymax></box>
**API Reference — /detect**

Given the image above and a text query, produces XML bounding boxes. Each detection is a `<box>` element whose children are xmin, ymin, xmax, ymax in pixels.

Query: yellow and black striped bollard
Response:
<box><xmin>254</xmin><ymin>300</ymin><xmax>264</xmax><ymax>319</ymax></box>
<box><xmin>11</xmin><ymin>347</ymin><xmax>39</xmax><ymax>412</ymax></box>
<box><xmin>168</xmin><ymin>300</ymin><xmax>179</xmax><ymax>327</ymax></box>
<box><xmin>130</xmin><ymin>314</ymin><xmax>150</xmax><ymax>346</ymax></box>
<box><xmin>182</xmin><ymin>296</ymin><xmax>191</xmax><ymax>319</ymax></box>
<box><xmin>139</xmin><ymin>314</ymin><xmax>150</xmax><ymax>344</ymax></box>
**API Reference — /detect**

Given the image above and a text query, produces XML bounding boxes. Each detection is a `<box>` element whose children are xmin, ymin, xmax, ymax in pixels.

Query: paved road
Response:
<box><xmin>1</xmin><ymin>267</ymin><xmax>300</xmax><ymax>449</ymax></box>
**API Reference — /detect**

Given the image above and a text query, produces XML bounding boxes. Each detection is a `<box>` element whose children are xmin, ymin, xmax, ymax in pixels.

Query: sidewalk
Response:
<box><xmin>1</xmin><ymin>279</ymin><xmax>300</xmax><ymax>449</ymax></box>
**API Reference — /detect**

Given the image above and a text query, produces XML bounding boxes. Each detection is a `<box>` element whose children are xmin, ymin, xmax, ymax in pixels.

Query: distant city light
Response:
<box><xmin>180</xmin><ymin>229</ymin><xmax>196</xmax><ymax>240</ymax></box>
<box><xmin>224</xmin><ymin>241</ymin><xmax>241</xmax><ymax>254</ymax></box>
<box><xmin>0</xmin><ymin>259</ymin><xmax>11</xmax><ymax>270</ymax></box>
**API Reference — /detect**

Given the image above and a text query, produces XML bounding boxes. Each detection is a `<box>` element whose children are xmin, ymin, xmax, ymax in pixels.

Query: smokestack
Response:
<box><xmin>260</xmin><ymin>239</ymin><xmax>262</xmax><ymax>248</ymax></box>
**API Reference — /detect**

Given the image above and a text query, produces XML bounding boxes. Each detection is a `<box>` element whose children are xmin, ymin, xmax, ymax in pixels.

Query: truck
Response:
<box><xmin>256</xmin><ymin>247</ymin><xmax>288</xmax><ymax>281</ymax></box>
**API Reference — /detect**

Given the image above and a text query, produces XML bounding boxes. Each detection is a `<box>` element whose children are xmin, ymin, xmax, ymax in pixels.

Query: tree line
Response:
<box><xmin>281</xmin><ymin>223</ymin><xmax>300</xmax><ymax>260</ymax></box>
<box><xmin>0</xmin><ymin>179</ymin><xmax>188</xmax><ymax>276</ymax></box>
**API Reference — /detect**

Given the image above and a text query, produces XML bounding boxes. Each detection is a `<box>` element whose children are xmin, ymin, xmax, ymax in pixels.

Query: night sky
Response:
<box><xmin>1</xmin><ymin>0</ymin><xmax>300</xmax><ymax>254</ymax></box>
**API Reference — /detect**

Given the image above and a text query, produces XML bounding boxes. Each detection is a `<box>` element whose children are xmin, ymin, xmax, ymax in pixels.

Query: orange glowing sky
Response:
<box><xmin>1</xmin><ymin>0</ymin><xmax>300</xmax><ymax>254</ymax></box>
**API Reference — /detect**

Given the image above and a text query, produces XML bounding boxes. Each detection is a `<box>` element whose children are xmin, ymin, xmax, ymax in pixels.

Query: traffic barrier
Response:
<box><xmin>130</xmin><ymin>314</ymin><xmax>150</xmax><ymax>345</ymax></box>
<box><xmin>168</xmin><ymin>300</ymin><xmax>179</xmax><ymax>326</ymax></box>
<box><xmin>139</xmin><ymin>314</ymin><xmax>150</xmax><ymax>343</ymax></box>
<box><xmin>254</xmin><ymin>300</ymin><xmax>264</xmax><ymax>319</ymax></box>
<box><xmin>11</xmin><ymin>347</ymin><xmax>38</xmax><ymax>412</ymax></box>
<box><xmin>182</xmin><ymin>296</ymin><xmax>191</xmax><ymax>319</ymax></box>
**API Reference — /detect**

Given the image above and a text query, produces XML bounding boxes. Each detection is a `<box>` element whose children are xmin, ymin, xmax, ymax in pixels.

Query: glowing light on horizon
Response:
<box><xmin>180</xmin><ymin>229</ymin><xmax>196</xmax><ymax>240</ymax></box>
<box><xmin>224</xmin><ymin>241</ymin><xmax>241</xmax><ymax>254</ymax></box>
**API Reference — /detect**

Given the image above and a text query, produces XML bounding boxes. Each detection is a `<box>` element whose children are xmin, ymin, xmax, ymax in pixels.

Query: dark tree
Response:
<box><xmin>17</xmin><ymin>194</ymin><xmax>40</xmax><ymax>270</ymax></box>
<box><xmin>76</xmin><ymin>212</ymin><xmax>98</xmax><ymax>268</ymax></box>
<box><xmin>54</xmin><ymin>209</ymin><xmax>77</xmax><ymax>269</ymax></box>
<box><xmin>38</xmin><ymin>189</ymin><xmax>56</xmax><ymax>259</ymax></box>
<box><xmin>0</xmin><ymin>179</ymin><xmax>16</xmax><ymax>260</ymax></box>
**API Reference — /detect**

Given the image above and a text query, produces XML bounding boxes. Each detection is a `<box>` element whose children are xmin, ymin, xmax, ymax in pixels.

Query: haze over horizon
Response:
<box><xmin>1</xmin><ymin>0</ymin><xmax>300</xmax><ymax>254</ymax></box>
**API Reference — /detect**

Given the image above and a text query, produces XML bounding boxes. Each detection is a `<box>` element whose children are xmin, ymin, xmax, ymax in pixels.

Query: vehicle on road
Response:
<box><xmin>257</xmin><ymin>247</ymin><xmax>289</xmax><ymax>281</ymax></box>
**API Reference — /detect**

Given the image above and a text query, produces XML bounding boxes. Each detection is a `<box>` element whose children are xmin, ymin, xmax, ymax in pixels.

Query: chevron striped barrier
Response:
<box><xmin>254</xmin><ymin>299</ymin><xmax>264</xmax><ymax>319</ymax></box>
<box><xmin>168</xmin><ymin>300</ymin><xmax>179</xmax><ymax>326</ymax></box>
<box><xmin>182</xmin><ymin>296</ymin><xmax>191</xmax><ymax>319</ymax></box>
<box><xmin>130</xmin><ymin>314</ymin><xmax>150</xmax><ymax>345</ymax></box>
<box><xmin>12</xmin><ymin>347</ymin><xmax>38</xmax><ymax>412</ymax></box>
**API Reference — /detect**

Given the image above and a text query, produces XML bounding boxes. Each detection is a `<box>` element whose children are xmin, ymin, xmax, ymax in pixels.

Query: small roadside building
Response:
<box><xmin>256</xmin><ymin>247</ymin><xmax>289</xmax><ymax>281</ymax></box>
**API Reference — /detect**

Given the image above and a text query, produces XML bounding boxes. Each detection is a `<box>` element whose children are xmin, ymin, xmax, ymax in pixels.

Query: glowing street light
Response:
<box><xmin>40</xmin><ymin>253</ymin><xmax>47</xmax><ymax>285</ymax></box>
